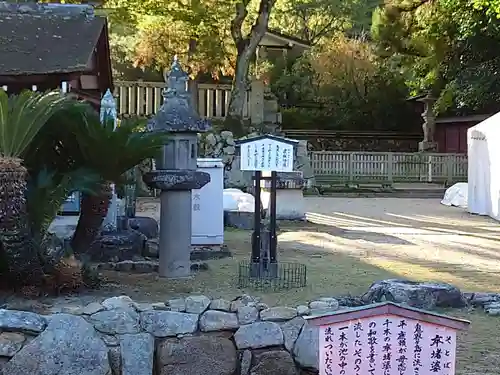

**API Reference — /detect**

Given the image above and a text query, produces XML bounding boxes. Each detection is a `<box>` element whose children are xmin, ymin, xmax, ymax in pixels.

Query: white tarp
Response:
<box><xmin>441</xmin><ymin>182</ymin><xmax>468</xmax><ymax>208</ymax></box>
<box><xmin>467</xmin><ymin>112</ymin><xmax>500</xmax><ymax>220</ymax></box>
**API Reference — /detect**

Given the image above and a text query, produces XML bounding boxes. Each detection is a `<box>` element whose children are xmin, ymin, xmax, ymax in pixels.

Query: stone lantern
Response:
<box><xmin>143</xmin><ymin>57</ymin><xmax>211</xmax><ymax>278</ymax></box>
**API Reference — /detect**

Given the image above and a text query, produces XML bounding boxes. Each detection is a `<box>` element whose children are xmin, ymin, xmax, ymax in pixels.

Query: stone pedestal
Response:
<box><xmin>260</xmin><ymin>172</ymin><xmax>306</xmax><ymax>221</ymax></box>
<box><xmin>160</xmin><ymin>190</ymin><xmax>191</xmax><ymax>277</ymax></box>
<box><xmin>143</xmin><ymin>170</ymin><xmax>210</xmax><ymax>278</ymax></box>
<box><xmin>418</xmin><ymin>141</ymin><xmax>438</xmax><ymax>152</ymax></box>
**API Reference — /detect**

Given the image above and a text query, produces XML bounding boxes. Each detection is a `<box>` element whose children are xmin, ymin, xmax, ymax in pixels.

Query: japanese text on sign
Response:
<box><xmin>239</xmin><ymin>138</ymin><xmax>295</xmax><ymax>172</ymax></box>
<box><xmin>320</xmin><ymin>315</ymin><xmax>457</xmax><ymax>375</ymax></box>
<box><xmin>193</xmin><ymin>193</ymin><xmax>201</xmax><ymax>212</ymax></box>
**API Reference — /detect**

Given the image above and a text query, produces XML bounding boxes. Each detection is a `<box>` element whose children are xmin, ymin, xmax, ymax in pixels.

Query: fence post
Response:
<box><xmin>348</xmin><ymin>153</ymin><xmax>354</xmax><ymax>185</ymax></box>
<box><xmin>427</xmin><ymin>154</ymin><xmax>433</xmax><ymax>183</ymax></box>
<box><xmin>387</xmin><ymin>152</ymin><xmax>393</xmax><ymax>185</ymax></box>
<box><xmin>188</xmin><ymin>79</ymin><xmax>199</xmax><ymax>114</ymax></box>
<box><xmin>446</xmin><ymin>155</ymin><xmax>453</xmax><ymax>186</ymax></box>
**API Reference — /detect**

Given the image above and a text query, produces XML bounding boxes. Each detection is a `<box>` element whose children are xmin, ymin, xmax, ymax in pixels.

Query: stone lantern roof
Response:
<box><xmin>147</xmin><ymin>57</ymin><xmax>211</xmax><ymax>133</ymax></box>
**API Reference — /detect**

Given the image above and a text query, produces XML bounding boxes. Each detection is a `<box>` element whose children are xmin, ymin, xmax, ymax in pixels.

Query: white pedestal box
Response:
<box><xmin>191</xmin><ymin>158</ymin><xmax>224</xmax><ymax>245</ymax></box>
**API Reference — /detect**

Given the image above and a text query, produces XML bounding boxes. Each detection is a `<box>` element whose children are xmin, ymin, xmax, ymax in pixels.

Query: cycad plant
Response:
<box><xmin>65</xmin><ymin>104</ymin><xmax>168</xmax><ymax>254</ymax></box>
<box><xmin>0</xmin><ymin>89</ymin><xmax>71</xmax><ymax>281</ymax></box>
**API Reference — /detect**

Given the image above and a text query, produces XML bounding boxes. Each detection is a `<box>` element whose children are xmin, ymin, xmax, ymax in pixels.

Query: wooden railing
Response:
<box><xmin>114</xmin><ymin>81</ymin><xmax>250</xmax><ymax>119</ymax></box>
<box><xmin>309</xmin><ymin>152</ymin><xmax>467</xmax><ymax>185</ymax></box>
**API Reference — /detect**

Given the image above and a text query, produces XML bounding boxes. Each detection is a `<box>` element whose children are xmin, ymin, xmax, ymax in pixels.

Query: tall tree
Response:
<box><xmin>104</xmin><ymin>0</ymin><xmax>236</xmax><ymax>78</ymax></box>
<box><xmin>269</xmin><ymin>0</ymin><xmax>372</xmax><ymax>44</ymax></box>
<box><xmin>225</xmin><ymin>0</ymin><xmax>277</xmax><ymax>133</ymax></box>
<box><xmin>372</xmin><ymin>0</ymin><xmax>500</xmax><ymax>115</ymax></box>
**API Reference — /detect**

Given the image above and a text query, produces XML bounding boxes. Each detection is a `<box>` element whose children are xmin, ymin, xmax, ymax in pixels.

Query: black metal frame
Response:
<box><xmin>241</xmin><ymin>170</ymin><xmax>307</xmax><ymax>290</ymax></box>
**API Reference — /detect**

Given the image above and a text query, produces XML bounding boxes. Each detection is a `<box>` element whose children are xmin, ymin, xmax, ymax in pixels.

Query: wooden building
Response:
<box><xmin>0</xmin><ymin>1</ymin><xmax>112</xmax><ymax>106</ymax></box>
<box><xmin>434</xmin><ymin>114</ymin><xmax>491</xmax><ymax>154</ymax></box>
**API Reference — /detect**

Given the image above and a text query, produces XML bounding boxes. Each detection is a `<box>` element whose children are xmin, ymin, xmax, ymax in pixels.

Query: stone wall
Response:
<box><xmin>282</xmin><ymin>130</ymin><xmax>423</xmax><ymax>152</ymax></box>
<box><xmin>0</xmin><ymin>280</ymin><xmax>498</xmax><ymax>374</ymax></box>
<box><xmin>0</xmin><ymin>294</ymin><xmax>343</xmax><ymax>375</ymax></box>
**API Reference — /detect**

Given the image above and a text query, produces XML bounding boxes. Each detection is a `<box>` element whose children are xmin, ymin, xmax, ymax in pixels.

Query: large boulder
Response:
<box><xmin>199</xmin><ymin>311</ymin><xmax>239</xmax><ymax>332</ymax></box>
<box><xmin>293</xmin><ymin>324</ymin><xmax>319</xmax><ymax>370</ymax></box>
<box><xmin>127</xmin><ymin>216</ymin><xmax>159</xmax><ymax>239</ymax></box>
<box><xmin>156</xmin><ymin>335</ymin><xmax>237</xmax><ymax>375</ymax></box>
<box><xmin>362</xmin><ymin>279</ymin><xmax>465</xmax><ymax>310</ymax></box>
<box><xmin>3</xmin><ymin>314</ymin><xmax>110</xmax><ymax>375</ymax></box>
<box><xmin>85</xmin><ymin>229</ymin><xmax>147</xmax><ymax>262</ymax></box>
<box><xmin>280</xmin><ymin>317</ymin><xmax>305</xmax><ymax>352</ymax></box>
<box><xmin>120</xmin><ymin>333</ymin><xmax>154</xmax><ymax>375</ymax></box>
<box><xmin>0</xmin><ymin>310</ymin><xmax>47</xmax><ymax>334</ymax></box>
<box><xmin>234</xmin><ymin>321</ymin><xmax>283</xmax><ymax>349</ymax></box>
<box><xmin>88</xmin><ymin>309</ymin><xmax>141</xmax><ymax>335</ymax></box>
<box><xmin>140</xmin><ymin>311</ymin><xmax>199</xmax><ymax>337</ymax></box>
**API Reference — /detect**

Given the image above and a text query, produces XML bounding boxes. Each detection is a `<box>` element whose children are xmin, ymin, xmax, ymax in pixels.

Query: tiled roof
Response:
<box><xmin>0</xmin><ymin>2</ymin><xmax>106</xmax><ymax>75</ymax></box>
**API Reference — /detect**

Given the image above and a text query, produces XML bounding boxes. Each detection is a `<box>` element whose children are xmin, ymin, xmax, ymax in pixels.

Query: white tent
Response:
<box><xmin>467</xmin><ymin>112</ymin><xmax>500</xmax><ymax>220</ymax></box>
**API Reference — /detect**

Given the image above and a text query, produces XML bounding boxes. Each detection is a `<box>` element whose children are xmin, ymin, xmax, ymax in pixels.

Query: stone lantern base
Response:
<box><xmin>418</xmin><ymin>141</ymin><xmax>438</xmax><ymax>152</ymax></box>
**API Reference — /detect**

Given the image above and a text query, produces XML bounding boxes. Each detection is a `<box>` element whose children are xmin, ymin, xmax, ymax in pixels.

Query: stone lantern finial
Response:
<box><xmin>148</xmin><ymin>56</ymin><xmax>211</xmax><ymax>133</ymax></box>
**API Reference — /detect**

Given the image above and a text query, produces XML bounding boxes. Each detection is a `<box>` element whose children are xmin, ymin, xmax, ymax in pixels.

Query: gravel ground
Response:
<box><xmin>280</xmin><ymin>197</ymin><xmax>500</xmax><ymax>293</ymax></box>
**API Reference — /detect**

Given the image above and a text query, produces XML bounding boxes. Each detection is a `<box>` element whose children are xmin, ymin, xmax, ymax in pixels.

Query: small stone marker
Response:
<box><xmin>305</xmin><ymin>302</ymin><xmax>470</xmax><ymax>375</ymax></box>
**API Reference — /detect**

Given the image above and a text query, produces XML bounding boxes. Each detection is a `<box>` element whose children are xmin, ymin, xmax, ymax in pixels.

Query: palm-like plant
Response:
<box><xmin>0</xmin><ymin>89</ymin><xmax>72</xmax><ymax>281</ymax></box>
<box><xmin>65</xmin><ymin>105</ymin><xmax>168</xmax><ymax>254</ymax></box>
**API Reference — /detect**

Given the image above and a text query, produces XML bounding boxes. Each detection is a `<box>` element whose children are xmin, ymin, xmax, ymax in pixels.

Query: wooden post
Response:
<box><xmin>348</xmin><ymin>153</ymin><xmax>354</xmax><ymax>185</ymax></box>
<box><xmin>387</xmin><ymin>152</ymin><xmax>393</xmax><ymax>185</ymax></box>
<box><xmin>188</xmin><ymin>79</ymin><xmax>199</xmax><ymax>114</ymax></box>
<box><xmin>251</xmin><ymin>171</ymin><xmax>262</xmax><ymax>264</ymax></box>
<box><xmin>446</xmin><ymin>155</ymin><xmax>454</xmax><ymax>185</ymax></box>
<box><xmin>427</xmin><ymin>154</ymin><xmax>433</xmax><ymax>182</ymax></box>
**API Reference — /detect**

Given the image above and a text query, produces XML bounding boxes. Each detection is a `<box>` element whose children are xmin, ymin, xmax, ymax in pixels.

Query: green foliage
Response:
<box><xmin>104</xmin><ymin>0</ymin><xmax>236</xmax><ymax>78</ymax></box>
<box><xmin>27</xmin><ymin>102</ymin><xmax>168</xmax><ymax>182</ymax></box>
<box><xmin>269</xmin><ymin>0</ymin><xmax>378</xmax><ymax>44</ymax></box>
<box><xmin>72</xmin><ymin>107</ymin><xmax>169</xmax><ymax>182</ymax></box>
<box><xmin>103</xmin><ymin>0</ymin><xmax>377</xmax><ymax>79</ymax></box>
<box><xmin>274</xmin><ymin>36</ymin><xmax>419</xmax><ymax>131</ymax></box>
<box><xmin>0</xmin><ymin>90</ymin><xmax>71</xmax><ymax>158</ymax></box>
<box><xmin>26</xmin><ymin>168</ymin><xmax>100</xmax><ymax>241</ymax></box>
<box><xmin>23</xmin><ymin>102</ymin><xmax>168</xmax><ymax>245</ymax></box>
<box><xmin>371</xmin><ymin>0</ymin><xmax>500</xmax><ymax>115</ymax></box>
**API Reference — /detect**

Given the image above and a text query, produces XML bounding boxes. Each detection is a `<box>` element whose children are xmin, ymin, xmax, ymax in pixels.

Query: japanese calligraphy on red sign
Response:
<box><xmin>320</xmin><ymin>315</ymin><xmax>458</xmax><ymax>375</ymax></box>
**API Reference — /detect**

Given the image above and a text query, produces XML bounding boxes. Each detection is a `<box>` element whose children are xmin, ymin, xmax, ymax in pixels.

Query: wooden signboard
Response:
<box><xmin>305</xmin><ymin>302</ymin><xmax>470</xmax><ymax>375</ymax></box>
<box><xmin>236</xmin><ymin>134</ymin><xmax>298</xmax><ymax>172</ymax></box>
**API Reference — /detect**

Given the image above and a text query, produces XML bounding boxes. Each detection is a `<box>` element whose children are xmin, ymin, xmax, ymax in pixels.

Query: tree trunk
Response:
<box><xmin>226</xmin><ymin>51</ymin><xmax>252</xmax><ymax>136</ymax></box>
<box><xmin>0</xmin><ymin>157</ymin><xmax>43</xmax><ymax>284</ymax></box>
<box><xmin>71</xmin><ymin>182</ymin><xmax>112</xmax><ymax>254</ymax></box>
<box><xmin>225</xmin><ymin>0</ymin><xmax>277</xmax><ymax>135</ymax></box>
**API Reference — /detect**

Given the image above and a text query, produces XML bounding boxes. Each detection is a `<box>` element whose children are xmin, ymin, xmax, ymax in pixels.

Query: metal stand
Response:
<box><xmin>241</xmin><ymin>171</ymin><xmax>306</xmax><ymax>290</ymax></box>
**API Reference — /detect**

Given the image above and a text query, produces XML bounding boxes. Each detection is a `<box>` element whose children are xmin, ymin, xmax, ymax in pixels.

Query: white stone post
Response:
<box><xmin>100</xmin><ymin>89</ymin><xmax>119</xmax><ymax>231</ymax></box>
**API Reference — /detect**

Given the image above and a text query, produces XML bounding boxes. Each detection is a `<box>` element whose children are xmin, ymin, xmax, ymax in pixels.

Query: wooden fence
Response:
<box><xmin>309</xmin><ymin>152</ymin><xmax>467</xmax><ymax>185</ymax></box>
<box><xmin>114</xmin><ymin>81</ymin><xmax>251</xmax><ymax>119</ymax></box>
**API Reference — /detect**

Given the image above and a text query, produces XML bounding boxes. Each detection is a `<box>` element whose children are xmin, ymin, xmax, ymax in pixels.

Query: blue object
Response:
<box><xmin>61</xmin><ymin>191</ymin><xmax>81</xmax><ymax>214</ymax></box>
